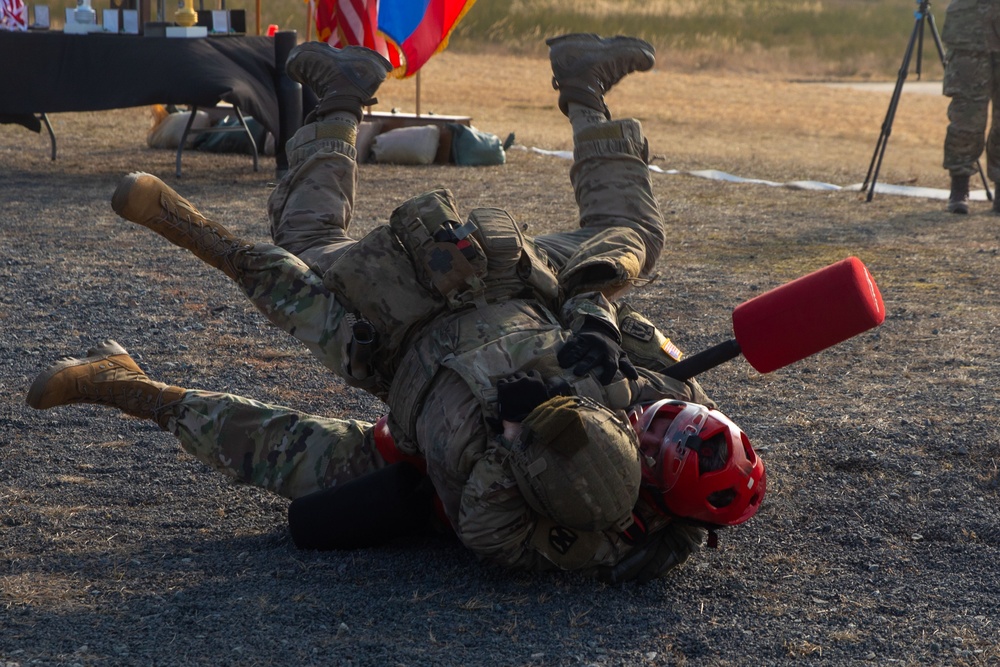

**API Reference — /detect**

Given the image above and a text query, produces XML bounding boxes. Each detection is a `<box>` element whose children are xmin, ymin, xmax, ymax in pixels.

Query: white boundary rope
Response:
<box><xmin>518</xmin><ymin>146</ymin><xmax>991</xmax><ymax>202</ymax></box>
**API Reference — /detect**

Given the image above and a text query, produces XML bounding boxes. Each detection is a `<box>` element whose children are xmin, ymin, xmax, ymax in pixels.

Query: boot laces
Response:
<box><xmin>157</xmin><ymin>195</ymin><xmax>246</xmax><ymax>258</ymax></box>
<box><xmin>79</xmin><ymin>361</ymin><xmax>161</xmax><ymax>414</ymax></box>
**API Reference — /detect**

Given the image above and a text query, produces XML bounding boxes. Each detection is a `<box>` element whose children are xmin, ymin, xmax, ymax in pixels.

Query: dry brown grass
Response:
<box><xmin>371</xmin><ymin>51</ymin><xmax>949</xmax><ymax>190</ymax></box>
<box><xmin>4</xmin><ymin>50</ymin><xmax>948</xmax><ymax>191</ymax></box>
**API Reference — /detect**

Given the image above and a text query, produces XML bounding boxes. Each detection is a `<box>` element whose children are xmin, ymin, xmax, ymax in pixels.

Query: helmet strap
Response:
<box><xmin>619</xmin><ymin>511</ymin><xmax>648</xmax><ymax>545</ymax></box>
<box><xmin>706</xmin><ymin>528</ymin><xmax>720</xmax><ymax>549</ymax></box>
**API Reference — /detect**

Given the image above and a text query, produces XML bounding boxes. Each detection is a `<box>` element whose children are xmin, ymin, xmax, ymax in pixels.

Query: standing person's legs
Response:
<box><xmin>268</xmin><ymin>43</ymin><xmax>393</xmax><ymax>276</ymax></box>
<box><xmin>26</xmin><ymin>340</ymin><xmax>384</xmax><ymax>500</ymax></box>
<box><xmin>532</xmin><ymin>35</ymin><xmax>664</xmax><ymax>282</ymax></box>
<box><xmin>943</xmin><ymin>49</ymin><xmax>990</xmax><ymax>214</ymax></box>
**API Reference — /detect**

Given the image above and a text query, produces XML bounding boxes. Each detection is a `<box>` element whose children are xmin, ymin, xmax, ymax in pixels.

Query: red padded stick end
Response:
<box><xmin>732</xmin><ymin>257</ymin><xmax>884</xmax><ymax>373</ymax></box>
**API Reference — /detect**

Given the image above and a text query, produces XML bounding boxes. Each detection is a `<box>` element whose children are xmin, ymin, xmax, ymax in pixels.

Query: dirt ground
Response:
<box><xmin>2</xmin><ymin>51</ymin><xmax>999</xmax><ymax>666</ymax></box>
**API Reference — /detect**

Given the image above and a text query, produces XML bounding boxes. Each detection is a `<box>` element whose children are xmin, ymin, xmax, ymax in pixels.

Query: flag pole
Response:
<box><xmin>416</xmin><ymin>70</ymin><xmax>422</xmax><ymax>117</ymax></box>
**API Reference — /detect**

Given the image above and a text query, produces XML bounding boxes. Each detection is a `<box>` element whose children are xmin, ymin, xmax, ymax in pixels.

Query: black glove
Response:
<box><xmin>496</xmin><ymin>371</ymin><xmax>572</xmax><ymax>422</ymax></box>
<box><xmin>557</xmin><ymin>316</ymin><xmax>639</xmax><ymax>385</ymax></box>
<box><xmin>598</xmin><ymin>523</ymin><xmax>707</xmax><ymax>584</ymax></box>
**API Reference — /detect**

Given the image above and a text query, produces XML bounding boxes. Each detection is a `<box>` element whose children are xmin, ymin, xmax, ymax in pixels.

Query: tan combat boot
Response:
<box><xmin>26</xmin><ymin>340</ymin><xmax>185</xmax><ymax>429</ymax></box>
<box><xmin>546</xmin><ymin>33</ymin><xmax>655</xmax><ymax>119</ymax></box>
<box><xmin>111</xmin><ymin>172</ymin><xmax>252</xmax><ymax>282</ymax></box>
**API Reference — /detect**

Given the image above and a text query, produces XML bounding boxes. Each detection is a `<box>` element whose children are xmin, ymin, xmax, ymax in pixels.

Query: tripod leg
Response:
<box><xmin>863</xmin><ymin>20</ymin><xmax>921</xmax><ymax>201</ymax></box>
<box><xmin>917</xmin><ymin>19</ymin><xmax>925</xmax><ymax>80</ymax></box>
<box><xmin>927</xmin><ymin>10</ymin><xmax>947</xmax><ymax>65</ymax></box>
<box><xmin>976</xmin><ymin>162</ymin><xmax>993</xmax><ymax>201</ymax></box>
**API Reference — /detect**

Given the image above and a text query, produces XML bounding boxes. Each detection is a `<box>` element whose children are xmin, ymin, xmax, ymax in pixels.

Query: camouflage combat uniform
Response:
<box><xmin>162</xmin><ymin>116</ymin><xmax>711</xmax><ymax>573</ymax></box>
<box><xmin>942</xmin><ymin>0</ymin><xmax>1000</xmax><ymax>179</ymax></box>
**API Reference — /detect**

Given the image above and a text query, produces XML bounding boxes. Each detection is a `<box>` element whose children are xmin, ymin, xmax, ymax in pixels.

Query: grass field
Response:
<box><xmin>6</xmin><ymin>2</ymin><xmax>1000</xmax><ymax>663</ymax></box>
<box><xmin>3</xmin><ymin>55</ymin><xmax>999</xmax><ymax>661</ymax></box>
<box><xmin>43</xmin><ymin>0</ymin><xmax>943</xmax><ymax>79</ymax></box>
<box><xmin>449</xmin><ymin>0</ymin><xmax>929</xmax><ymax>78</ymax></box>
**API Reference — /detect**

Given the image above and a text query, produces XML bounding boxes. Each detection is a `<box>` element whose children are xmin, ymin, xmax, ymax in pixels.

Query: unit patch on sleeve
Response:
<box><xmin>620</xmin><ymin>315</ymin><xmax>655</xmax><ymax>342</ymax></box>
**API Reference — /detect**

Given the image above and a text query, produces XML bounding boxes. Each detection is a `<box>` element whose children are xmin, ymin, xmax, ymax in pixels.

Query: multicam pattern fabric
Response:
<box><xmin>166</xmin><ymin>390</ymin><xmax>383</xmax><ymax>499</ymax></box>
<box><xmin>532</xmin><ymin>119</ymin><xmax>663</xmax><ymax>292</ymax></box>
<box><xmin>174</xmin><ymin>113</ymin><xmax>706</xmax><ymax>573</ymax></box>
<box><xmin>942</xmin><ymin>1</ymin><xmax>1000</xmax><ymax>178</ymax></box>
<box><xmin>941</xmin><ymin>0</ymin><xmax>1000</xmax><ymax>52</ymax></box>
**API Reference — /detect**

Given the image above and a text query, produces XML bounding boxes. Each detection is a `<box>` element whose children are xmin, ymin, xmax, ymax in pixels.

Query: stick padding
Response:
<box><xmin>731</xmin><ymin>256</ymin><xmax>885</xmax><ymax>374</ymax></box>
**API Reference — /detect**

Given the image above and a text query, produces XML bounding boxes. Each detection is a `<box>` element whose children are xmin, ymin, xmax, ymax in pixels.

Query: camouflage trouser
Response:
<box><xmin>266</xmin><ymin>124</ymin><xmax>359</xmax><ymax>275</ymax></box>
<box><xmin>164</xmin><ymin>389</ymin><xmax>385</xmax><ymax>500</ymax></box>
<box><xmin>533</xmin><ymin>119</ymin><xmax>664</xmax><ymax>278</ymax></box>
<box><xmin>235</xmin><ymin>245</ymin><xmax>351</xmax><ymax>377</ymax></box>
<box><xmin>172</xmin><ymin>237</ymin><xmax>378</xmax><ymax>481</ymax></box>
<box><xmin>943</xmin><ymin>49</ymin><xmax>1000</xmax><ymax>181</ymax></box>
<box><xmin>265</xmin><ymin>117</ymin><xmax>663</xmax><ymax>278</ymax></box>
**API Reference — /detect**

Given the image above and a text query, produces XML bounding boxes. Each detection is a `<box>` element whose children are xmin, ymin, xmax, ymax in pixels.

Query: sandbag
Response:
<box><xmin>356</xmin><ymin>120</ymin><xmax>382</xmax><ymax>164</ymax></box>
<box><xmin>371</xmin><ymin>124</ymin><xmax>440</xmax><ymax>165</ymax></box>
<box><xmin>449</xmin><ymin>123</ymin><xmax>506</xmax><ymax>166</ymax></box>
<box><xmin>147</xmin><ymin>109</ymin><xmax>211</xmax><ymax>149</ymax></box>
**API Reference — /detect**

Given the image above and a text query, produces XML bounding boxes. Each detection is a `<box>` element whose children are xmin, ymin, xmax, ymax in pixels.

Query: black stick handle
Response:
<box><xmin>663</xmin><ymin>339</ymin><xmax>742</xmax><ymax>381</ymax></box>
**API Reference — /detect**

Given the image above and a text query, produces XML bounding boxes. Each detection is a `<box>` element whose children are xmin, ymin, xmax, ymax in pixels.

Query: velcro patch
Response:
<box><xmin>548</xmin><ymin>525</ymin><xmax>579</xmax><ymax>555</ymax></box>
<box><xmin>661</xmin><ymin>338</ymin><xmax>684</xmax><ymax>361</ymax></box>
<box><xmin>620</xmin><ymin>316</ymin><xmax>655</xmax><ymax>342</ymax></box>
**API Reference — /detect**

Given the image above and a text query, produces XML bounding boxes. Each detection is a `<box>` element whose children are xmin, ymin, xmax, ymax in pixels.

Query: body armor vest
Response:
<box><xmin>323</xmin><ymin>189</ymin><xmax>561</xmax><ymax>394</ymax></box>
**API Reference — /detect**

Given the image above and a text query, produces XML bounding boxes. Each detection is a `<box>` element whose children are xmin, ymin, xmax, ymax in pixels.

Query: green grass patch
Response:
<box><xmin>44</xmin><ymin>0</ymin><xmax>945</xmax><ymax>78</ymax></box>
<box><xmin>448</xmin><ymin>0</ymin><xmax>940</xmax><ymax>77</ymax></box>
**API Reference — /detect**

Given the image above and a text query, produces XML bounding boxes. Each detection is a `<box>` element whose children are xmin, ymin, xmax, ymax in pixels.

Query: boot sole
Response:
<box><xmin>546</xmin><ymin>33</ymin><xmax>655</xmax><ymax>68</ymax></box>
<box><xmin>286</xmin><ymin>42</ymin><xmax>392</xmax><ymax>91</ymax></box>
<box><xmin>26</xmin><ymin>339</ymin><xmax>130</xmax><ymax>409</ymax></box>
<box><xmin>285</xmin><ymin>42</ymin><xmax>333</xmax><ymax>86</ymax></box>
<box><xmin>111</xmin><ymin>172</ymin><xmax>150</xmax><ymax>221</ymax></box>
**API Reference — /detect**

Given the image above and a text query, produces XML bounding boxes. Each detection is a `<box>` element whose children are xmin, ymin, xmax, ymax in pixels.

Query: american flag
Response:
<box><xmin>0</xmin><ymin>0</ymin><xmax>27</xmax><ymax>31</ymax></box>
<box><xmin>314</xmin><ymin>0</ymin><xmax>403</xmax><ymax>71</ymax></box>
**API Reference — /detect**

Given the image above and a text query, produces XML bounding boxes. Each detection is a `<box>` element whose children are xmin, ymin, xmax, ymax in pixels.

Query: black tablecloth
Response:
<box><xmin>0</xmin><ymin>32</ymin><xmax>280</xmax><ymax>138</ymax></box>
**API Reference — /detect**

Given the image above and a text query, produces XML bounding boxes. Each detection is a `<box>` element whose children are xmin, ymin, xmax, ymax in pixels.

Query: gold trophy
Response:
<box><xmin>174</xmin><ymin>0</ymin><xmax>197</xmax><ymax>27</ymax></box>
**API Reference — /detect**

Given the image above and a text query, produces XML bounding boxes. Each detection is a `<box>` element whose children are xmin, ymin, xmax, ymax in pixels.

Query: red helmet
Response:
<box><xmin>628</xmin><ymin>400</ymin><xmax>766</xmax><ymax>526</ymax></box>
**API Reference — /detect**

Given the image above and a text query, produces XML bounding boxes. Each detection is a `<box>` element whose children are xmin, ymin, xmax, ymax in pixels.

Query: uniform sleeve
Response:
<box><xmin>456</xmin><ymin>447</ymin><xmax>637</xmax><ymax>572</ymax></box>
<box><xmin>941</xmin><ymin>0</ymin><xmax>984</xmax><ymax>51</ymax></box>
<box><xmin>614</xmin><ymin>302</ymin><xmax>717</xmax><ymax>408</ymax></box>
<box><xmin>415</xmin><ymin>368</ymin><xmax>636</xmax><ymax>572</ymax></box>
<box><xmin>560</xmin><ymin>290</ymin><xmax>621</xmax><ymax>336</ymax></box>
<box><xmin>557</xmin><ymin>227</ymin><xmax>648</xmax><ymax>300</ymax></box>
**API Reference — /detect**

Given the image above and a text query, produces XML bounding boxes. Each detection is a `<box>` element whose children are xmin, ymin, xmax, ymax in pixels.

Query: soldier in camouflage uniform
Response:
<box><xmin>942</xmin><ymin>0</ymin><xmax>1000</xmax><ymax>213</ymax></box>
<box><xmin>28</xmin><ymin>36</ymin><xmax>729</xmax><ymax>582</ymax></box>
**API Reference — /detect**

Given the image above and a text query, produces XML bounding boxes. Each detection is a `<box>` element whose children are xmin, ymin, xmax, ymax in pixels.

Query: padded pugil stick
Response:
<box><xmin>665</xmin><ymin>257</ymin><xmax>885</xmax><ymax>380</ymax></box>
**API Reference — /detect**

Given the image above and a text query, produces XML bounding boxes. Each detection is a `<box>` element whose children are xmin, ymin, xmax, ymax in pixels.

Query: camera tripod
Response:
<box><xmin>861</xmin><ymin>0</ymin><xmax>992</xmax><ymax>202</ymax></box>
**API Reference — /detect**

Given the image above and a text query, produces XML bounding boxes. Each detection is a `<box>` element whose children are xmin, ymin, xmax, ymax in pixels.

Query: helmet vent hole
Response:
<box><xmin>698</xmin><ymin>434</ymin><xmax>728</xmax><ymax>473</ymax></box>
<box><xmin>707</xmin><ymin>488</ymin><xmax>736</xmax><ymax>509</ymax></box>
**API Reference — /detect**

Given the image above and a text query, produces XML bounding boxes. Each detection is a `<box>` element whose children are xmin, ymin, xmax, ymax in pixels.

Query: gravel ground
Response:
<box><xmin>2</xmin><ymin>73</ymin><xmax>999</xmax><ymax>667</ymax></box>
